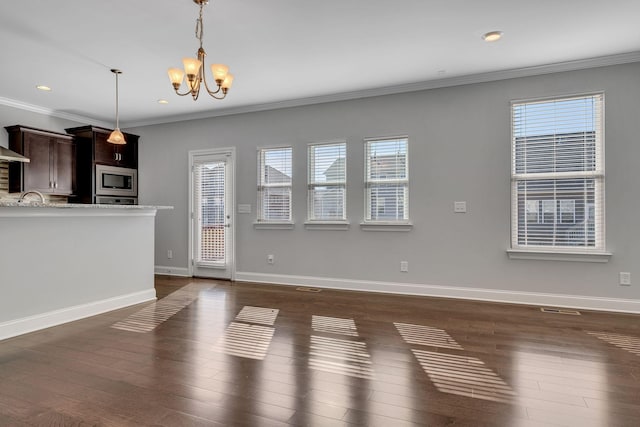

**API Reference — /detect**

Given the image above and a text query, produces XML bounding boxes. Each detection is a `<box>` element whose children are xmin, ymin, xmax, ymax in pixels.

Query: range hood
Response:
<box><xmin>0</xmin><ymin>146</ymin><xmax>30</xmax><ymax>163</ymax></box>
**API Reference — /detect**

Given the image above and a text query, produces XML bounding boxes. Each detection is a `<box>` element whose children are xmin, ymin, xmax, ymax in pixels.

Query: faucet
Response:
<box><xmin>19</xmin><ymin>190</ymin><xmax>46</xmax><ymax>204</ymax></box>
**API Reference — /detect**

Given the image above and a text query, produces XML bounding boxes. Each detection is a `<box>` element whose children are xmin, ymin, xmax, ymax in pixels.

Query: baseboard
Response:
<box><xmin>0</xmin><ymin>289</ymin><xmax>157</xmax><ymax>341</ymax></box>
<box><xmin>235</xmin><ymin>272</ymin><xmax>640</xmax><ymax>314</ymax></box>
<box><xmin>155</xmin><ymin>266</ymin><xmax>191</xmax><ymax>277</ymax></box>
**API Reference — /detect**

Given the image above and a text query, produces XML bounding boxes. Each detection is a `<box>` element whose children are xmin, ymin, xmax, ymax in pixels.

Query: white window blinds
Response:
<box><xmin>308</xmin><ymin>142</ymin><xmax>346</xmax><ymax>221</ymax></box>
<box><xmin>257</xmin><ymin>147</ymin><xmax>292</xmax><ymax>222</ymax></box>
<box><xmin>511</xmin><ymin>93</ymin><xmax>604</xmax><ymax>251</ymax></box>
<box><xmin>193</xmin><ymin>160</ymin><xmax>226</xmax><ymax>265</ymax></box>
<box><xmin>365</xmin><ymin>137</ymin><xmax>409</xmax><ymax>222</ymax></box>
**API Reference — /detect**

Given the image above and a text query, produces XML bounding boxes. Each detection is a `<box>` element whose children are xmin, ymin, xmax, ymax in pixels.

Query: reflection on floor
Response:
<box><xmin>1</xmin><ymin>277</ymin><xmax>639</xmax><ymax>427</ymax></box>
<box><xmin>309</xmin><ymin>335</ymin><xmax>374</xmax><ymax>379</ymax></box>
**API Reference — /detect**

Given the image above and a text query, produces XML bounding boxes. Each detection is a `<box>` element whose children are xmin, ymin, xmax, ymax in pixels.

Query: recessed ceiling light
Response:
<box><xmin>482</xmin><ymin>31</ymin><xmax>503</xmax><ymax>42</ymax></box>
<box><xmin>36</xmin><ymin>85</ymin><xmax>52</xmax><ymax>91</ymax></box>
<box><xmin>158</xmin><ymin>99</ymin><xmax>169</xmax><ymax>104</ymax></box>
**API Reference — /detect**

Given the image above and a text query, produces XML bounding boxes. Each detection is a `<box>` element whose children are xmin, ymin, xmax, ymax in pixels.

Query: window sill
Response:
<box><xmin>304</xmin><ymin>221</ymin><xmax>350</xmax><ymax>231</ymax></box>
<box><xmin>507</xmin><ymin>249</ymin><xmax>612</xmax><ymax>263</ymax></box>
<box><xmin>359</xmin><ymin>222</ymin><xmax>413</xmax><ymax>232</ymax></box>
<box><xmin>253</xmin><ymin>221</ymin><xmax>295</xmax><ymax>230</ymax></box>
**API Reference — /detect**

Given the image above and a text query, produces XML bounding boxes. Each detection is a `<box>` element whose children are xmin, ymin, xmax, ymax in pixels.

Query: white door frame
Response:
<box><xmin>188</xmin><ymin>147</ymin><xmax>236</xmax><ymax>280</ymax></box>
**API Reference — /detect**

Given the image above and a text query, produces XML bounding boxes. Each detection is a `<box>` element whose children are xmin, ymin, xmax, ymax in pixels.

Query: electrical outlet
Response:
<box><xmin>400</xmin><ymin>261</ymin><xmax>409</xmax><ymax>272</ymax></box>
<box><xmin>167</xmin><ymin>249</ymin><xmax>173</xmax><ymax>259</ymax></box>
<box><xmin>454</xmin><ymin>201</ymin><xmax>467</xmax><ymax>213</ymax></box>
<box><xmin>267</xmin><ymin>254</ymin><xmax>274</xmax><ymax>264</ymax></box>
<box><xmin>619</xmin><ymin>272</ymin><xmax>631</xmax><ymax>286</ymax></box>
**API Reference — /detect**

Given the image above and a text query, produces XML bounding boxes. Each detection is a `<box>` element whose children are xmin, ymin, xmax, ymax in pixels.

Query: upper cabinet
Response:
<box><xmin>66</xmin><ymin>125</ymin><xmax>138</xmax><ymax>169</ymax></box>
<box><xmin>6</xmin><ymin>125</ymin><xmax>76</xmax><ymax>195</ymax></box>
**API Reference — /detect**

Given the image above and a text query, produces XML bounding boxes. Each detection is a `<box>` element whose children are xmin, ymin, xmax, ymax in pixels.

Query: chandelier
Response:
<box><xmin>167</xmin><ymin>0</ymin><xmax>234</xmax><ymax>100</ymax></box>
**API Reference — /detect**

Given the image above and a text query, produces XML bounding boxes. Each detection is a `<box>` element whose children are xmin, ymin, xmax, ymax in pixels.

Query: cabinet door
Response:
<box><xmin>23</xmin><ymin>132</ymin><xmax>53</xmax><ymax>192</ymax></box>
<box><xmin>117</xmin><ymin>135</ymin><xmax>138</xmax><ymax>168</ymax></box>
<box><xmin>53</xmin><ymin>138</ymin><xmax>76</xmax><ymax>195</ymax></box>
<box><xmin>94</xmin><ymin>131</ymin><xmax>118</xmax><ymax>166</ymax></box>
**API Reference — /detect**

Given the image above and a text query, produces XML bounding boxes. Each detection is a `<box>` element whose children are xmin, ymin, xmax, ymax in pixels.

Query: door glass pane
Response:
<box><xmin>196</xmin><ymin>161</ymin><xmax>226</xmax><ymax>264</ymax></box>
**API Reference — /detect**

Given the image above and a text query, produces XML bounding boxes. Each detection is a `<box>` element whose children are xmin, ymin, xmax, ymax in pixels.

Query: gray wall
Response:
<box><xmin>0</xmin><ymin>105</ymin><xmax>85</xmax><ymax>142</ymax></box>
<box><xmin>135</xmin><ymin>62</ymin><xmax>637</xmax><ymax>300</ymax></box>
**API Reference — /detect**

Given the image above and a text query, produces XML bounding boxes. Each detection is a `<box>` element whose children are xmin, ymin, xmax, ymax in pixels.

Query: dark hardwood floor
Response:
<box><xmin>1</xmin><ymin>276</ymin><xmax>639</xmax><ymax>426</ymax></box>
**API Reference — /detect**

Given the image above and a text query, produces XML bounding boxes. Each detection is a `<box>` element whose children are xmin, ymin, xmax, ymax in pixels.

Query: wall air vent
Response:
<box><xmin>296</xmin><ymin>287</ymin><xmax>322</xmax><ymax>293</ymax></box>
<box><xmin>540</xmin><ymin>307</ymin><xmax>581</xmax><ymax>315</ymax></box>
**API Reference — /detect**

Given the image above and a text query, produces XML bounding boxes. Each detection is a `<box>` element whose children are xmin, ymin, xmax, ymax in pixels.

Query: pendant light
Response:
<box><xmin>107</xmin><ymin>68</ymin><xmax>126</xmax><ymax>145</ymax></box>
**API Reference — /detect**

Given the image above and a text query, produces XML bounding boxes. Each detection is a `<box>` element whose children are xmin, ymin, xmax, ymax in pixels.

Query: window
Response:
<box><xmin>365</xmin><ymin>137</ymin><xmax>408</xmax><ymax>222</ymax></box>
<box><xmin>257</xmin><ymin>147</ymin><xmax>292</xmax><ymax>222</ymax></box>
<box><xmin>308</xmin><ymin>141</ymin><xmax>346</xmax><ymax>221</ymax></box>
<box><xmin>511</xmin><ymin>94</ymin><xmax>604</xmax><ymax>251</ymax></box>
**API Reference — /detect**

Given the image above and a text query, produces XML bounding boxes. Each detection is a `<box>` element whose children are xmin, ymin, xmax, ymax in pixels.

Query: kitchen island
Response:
<box><xmin>0</xmin><ymin>202</ymin><xmax>172</xmax><ymax>340</ymax></box>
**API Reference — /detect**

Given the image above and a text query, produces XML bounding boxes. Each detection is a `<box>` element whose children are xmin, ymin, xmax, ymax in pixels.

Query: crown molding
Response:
<box><xmin>0</xmin><ymin>96</ymin><xmax>112</xmax><ymax>128</ymax></box>
<box><xmin>3</xmin><ymin>51</ymin><xmax>639</xmax><ymax>129</ymax></box>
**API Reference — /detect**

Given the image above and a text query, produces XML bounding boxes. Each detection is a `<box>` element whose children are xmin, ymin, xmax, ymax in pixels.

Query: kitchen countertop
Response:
<box><xmin>0</xmin><ymin>201</ymin><xmax>173</xmax><ymax>209</ymax></box>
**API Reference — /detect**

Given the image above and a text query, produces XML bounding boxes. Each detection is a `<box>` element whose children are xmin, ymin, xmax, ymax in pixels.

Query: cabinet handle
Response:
<box><xmin>54</xmin><ymin>182</ymin><xmax>58</xmax><ymax>189</ymax></box>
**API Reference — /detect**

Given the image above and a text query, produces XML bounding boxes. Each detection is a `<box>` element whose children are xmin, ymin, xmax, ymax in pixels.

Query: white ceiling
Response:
<box><xmin>1</xmin><ymin>0</ymin><xmax>639</xmax><ymax>128</ymax></box>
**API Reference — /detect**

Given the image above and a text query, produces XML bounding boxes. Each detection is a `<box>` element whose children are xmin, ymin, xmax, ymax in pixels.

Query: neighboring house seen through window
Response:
<box><xmin>511</xmin><ymin>94</ymin><xmax>604</xmax><ymax>251</ymax></box>
<box><xmin>364</xmin><ymin>137</ymin><xmax>409</xmax><ymax>222</ymax></box>
<box><xmin>257</xmin><ymin>147</ymin><xmax>292</xmax><ymax>222</ymax></box>
<box><xmin>308</xmin><ymin>141</ymin><xmax>347</xmax><ymax>221</ymax></box>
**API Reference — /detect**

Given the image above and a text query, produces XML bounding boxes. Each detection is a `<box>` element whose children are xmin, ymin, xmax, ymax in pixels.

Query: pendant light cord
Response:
<box><xmin>114</xmin><ymin>71</ymin><xmax>120</xmax><ymax>129</ymax></box>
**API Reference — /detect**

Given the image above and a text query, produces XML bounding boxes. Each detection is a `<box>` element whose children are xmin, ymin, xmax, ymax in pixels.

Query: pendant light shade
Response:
<box><xmin>107</xmin><ymin>128</ymin><xmax>125</xmax><ymax>144</ymax></box>
<box><xmin>107</xmin><ymin>68</ymin><xmax>126</xmax><ymax>145</ymax></box>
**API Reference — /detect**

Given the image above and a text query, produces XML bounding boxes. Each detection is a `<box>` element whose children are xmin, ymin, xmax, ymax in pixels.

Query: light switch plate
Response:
<box><xmin>620</xmin><ymin>272</ymin><xmax>631</xmax><ymax>286</ymax></box>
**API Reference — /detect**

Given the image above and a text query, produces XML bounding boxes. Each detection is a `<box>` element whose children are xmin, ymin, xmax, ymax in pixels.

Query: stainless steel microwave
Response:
<box><xmin>95</xmin><ymin>164</ymin><xmax>138</xmax><ymax>197</ymax></box>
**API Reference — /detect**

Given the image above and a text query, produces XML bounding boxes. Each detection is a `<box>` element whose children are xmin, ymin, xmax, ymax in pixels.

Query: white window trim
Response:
<box><xmin>507</xmin><ymin>249</ymin><xmax>611</xmax><ymax>263</ymax></box>
<box><xmin>363</xmin><ymin>135</ymin><xmax>410</xmax><ymax>225</ymax></box>
<box><xmin>304</xmin><ymin>221</ymin><xmax>350</xmax><ymax>231</ymax></box>
<box><xmin>509</xmin><ymin>93</ymin><xmax>609</xmax><ymax>259</ymax></box>
<box><xmin>254</xmin><ymin>221</ymin><xmax>295</xmax><ymax>230</ymax></box>
<box><xmin>359</xmin><ymin>221</ymin><xmax>413</xmax><ymax>232</ymax></box>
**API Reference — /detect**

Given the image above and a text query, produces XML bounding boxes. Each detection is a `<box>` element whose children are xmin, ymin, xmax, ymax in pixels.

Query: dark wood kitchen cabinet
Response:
<box><xmin>65</xmin><ymin>125</ymin><xmax>139</xmax><ymax>204</ymax></box>
<box><xmin>6</xmin><ymin>125</ymin><xmax>76</xmax><ymax>195</ymax></box>
<box><xmin>66</xmin><ymin>125</ymin><xmax>138</xmax><ymax>169</ymax></box>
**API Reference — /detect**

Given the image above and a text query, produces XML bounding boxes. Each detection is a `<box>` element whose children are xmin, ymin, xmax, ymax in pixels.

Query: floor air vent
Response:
<box><xmin>296</xmin><ymin>287</ymin><xmax>322</xmax><ymax>293</ymax></box>
<box><xmin>540</xmin><ymin>307</ymin><xmax>581</xmax><ymax>315</ymax></box>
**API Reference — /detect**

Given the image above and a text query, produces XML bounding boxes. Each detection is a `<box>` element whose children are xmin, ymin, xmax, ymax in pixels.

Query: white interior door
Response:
<box><xmin>190</xmin><ymin>149</ymin><xmax>235</xmax><ymax>279</ymax></box>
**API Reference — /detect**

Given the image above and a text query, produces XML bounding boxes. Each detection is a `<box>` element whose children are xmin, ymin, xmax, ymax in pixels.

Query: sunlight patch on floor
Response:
<box><xmin>234</xmin><ymin>306</ymin><xmax>280</xmax><ymax>326</ymax></box>
<box><xmin>110</xmin><ymin>283</ymin><xmax>212</xmax><ymax>333</ymax></box>
<box><xmin>412</xmin><ymin>349</ymin><xmax>516</xmax><ymax>403</ymax></box>
<box><xmin>394</xmin><ymin>322</ymin><xmax>463</xmax><ymax>350</ymax></box>
<box><xmin>587</xmin><ymin>331</ymin><xmax>640</xmax><ymax>356</ymax></box>
<box><xmin>312</xmin><ymin>315</ymin><xmax>359</xmax><ymax>336</ymax></box>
